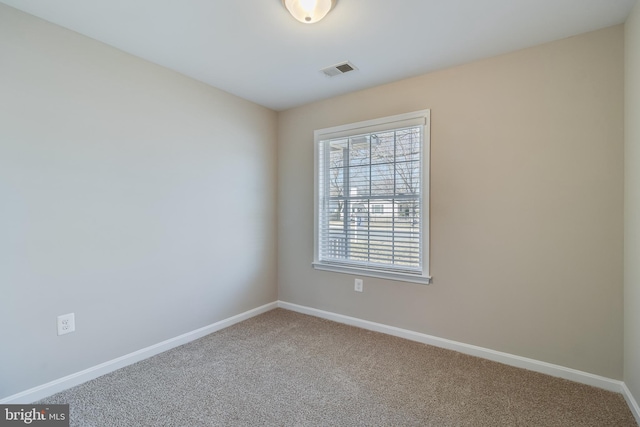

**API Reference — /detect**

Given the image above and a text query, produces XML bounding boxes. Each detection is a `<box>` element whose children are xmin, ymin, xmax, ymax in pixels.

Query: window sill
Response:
<box><xmin>312</xmin><ymin>262</ymin><xmax>432</xmax><ymax>285</ymax></box>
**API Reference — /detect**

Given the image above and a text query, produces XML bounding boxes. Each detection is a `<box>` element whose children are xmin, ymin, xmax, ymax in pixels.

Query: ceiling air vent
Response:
<box><xmin>321</xmin><ymin>61</ymin><xmax>358</xmax><ymax>77</ymax></box>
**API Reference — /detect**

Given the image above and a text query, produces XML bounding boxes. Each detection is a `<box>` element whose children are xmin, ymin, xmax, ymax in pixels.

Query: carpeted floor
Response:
<box><xmin>39</xmin><ymin>309</ymin><xmax>637</xmax><ymax>426</ymax></box>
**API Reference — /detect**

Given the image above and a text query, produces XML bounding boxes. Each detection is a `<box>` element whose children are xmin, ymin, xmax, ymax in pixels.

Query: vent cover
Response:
<box><xmin>321</xmin><ymin>61</ymin><xmax>358</xmax><ymax>77</ymax></box>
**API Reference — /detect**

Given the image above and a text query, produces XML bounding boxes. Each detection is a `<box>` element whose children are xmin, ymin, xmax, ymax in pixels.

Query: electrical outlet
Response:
<box><xmin>354</xmin><ymin>278</ymin><xmax>363</xmax><ymax>292</ymax></box>
<box><xmin>57</xmin><ymin>313</ymin><xmax>75</xmax><ymax>336</ymax></box>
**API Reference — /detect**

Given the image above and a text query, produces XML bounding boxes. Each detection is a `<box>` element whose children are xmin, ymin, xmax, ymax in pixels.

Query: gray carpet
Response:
<box><xmin>39</xmin><ymin>309</ymin><xmax>637</xmax><ymax>426</ymax></box>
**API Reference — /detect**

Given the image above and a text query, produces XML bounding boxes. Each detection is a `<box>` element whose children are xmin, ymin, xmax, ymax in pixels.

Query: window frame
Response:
<box><xmin>312</xmin><ymin>109</ymin><xmax>431</xmax><ymax>284</ymax></box>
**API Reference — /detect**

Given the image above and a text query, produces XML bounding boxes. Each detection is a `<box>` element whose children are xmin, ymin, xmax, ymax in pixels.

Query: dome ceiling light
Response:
<box><xmin>282</xmin><ymin>0</ymin><xmax>338</xmax><ymax>24</ymax></box>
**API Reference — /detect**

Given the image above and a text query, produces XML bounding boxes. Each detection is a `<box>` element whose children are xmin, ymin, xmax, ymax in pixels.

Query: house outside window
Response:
<box><xmin>371</xmin><ymin>204</ymin><xmax>384</xmax><ymax>215</ymax></box>
<box><xmin>313</xmin><ymin>110</ymin><xmax>431</xmax><ymax>284</ymax></box>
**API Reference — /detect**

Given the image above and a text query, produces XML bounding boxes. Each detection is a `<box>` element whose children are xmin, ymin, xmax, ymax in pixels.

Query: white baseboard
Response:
<box><xmin>622</xmin><ymin>383</ymin><xmax>640</xmax><ymax>425</ymax></box>
<box><xmin>277</xmin><ymin>301</ymin><xmax>624</xmax><ymax>394</ymax></box>
<box><xmin>0</xmin><ymin>302</ymin><xmax>278</xmax><ymax>404</ymax></box>
<box><xmin>4</xmin><ymin>299</ymin><xmax>637</xmax><ymax>422</ymax></box>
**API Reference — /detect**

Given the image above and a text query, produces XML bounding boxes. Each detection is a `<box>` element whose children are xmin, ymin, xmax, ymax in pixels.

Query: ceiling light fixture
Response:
<box><xmin>282</xmin><ymin>0</ymin><xmax>337</xmax><ymax>24</ymax></box>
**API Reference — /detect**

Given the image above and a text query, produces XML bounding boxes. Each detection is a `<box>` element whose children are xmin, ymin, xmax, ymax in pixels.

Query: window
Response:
<box><xmin>371</xmin><ymin>204</ymin><xmax>384</xmax><ymax>215</ymax></box>
<box><xmin>313</xmin><ymin>110</ymin><xmax>431</xmax><ymax>284</ymax></box>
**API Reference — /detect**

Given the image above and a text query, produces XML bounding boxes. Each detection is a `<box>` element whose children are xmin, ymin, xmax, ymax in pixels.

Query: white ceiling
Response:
<box><xmin>1</xmin><ymin>0</ymin><xmax>636</xmax><ymax>111</ymax></box>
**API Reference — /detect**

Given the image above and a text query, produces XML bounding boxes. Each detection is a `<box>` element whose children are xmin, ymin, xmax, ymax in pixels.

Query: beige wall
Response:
<box><xmin>0</xmin><ymin>5</ymin><xmax>278</xmax><ymax>399</ymax></box>
<box><xmin>625</xmin><ymin>0</ymin><xmax>640</xmax><ymax>407</ymax></box>
<box><xmin>278</xmin><ymin>26</ymin><xmax>624</xmax><ymax>379</ymax></box>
